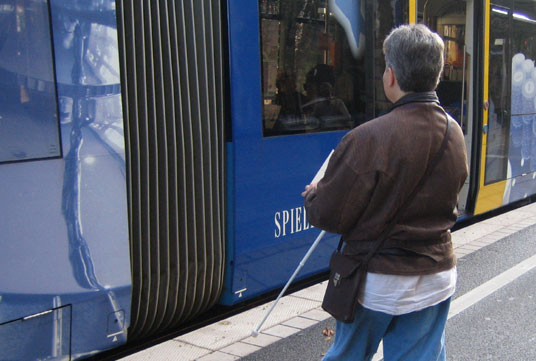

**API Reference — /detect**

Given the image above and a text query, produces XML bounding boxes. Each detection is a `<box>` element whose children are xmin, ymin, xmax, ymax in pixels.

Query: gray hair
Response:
<box><xmin>383</xmin><ymin>24</ymin><xmax>445</xmax><ymax>92</ymax></box>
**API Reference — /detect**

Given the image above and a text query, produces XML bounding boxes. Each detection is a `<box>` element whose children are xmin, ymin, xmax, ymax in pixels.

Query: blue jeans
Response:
<box><xmin>322</xmin><ymin>298</ymin><xmax>450</xmax><ymax>361</ymax></box>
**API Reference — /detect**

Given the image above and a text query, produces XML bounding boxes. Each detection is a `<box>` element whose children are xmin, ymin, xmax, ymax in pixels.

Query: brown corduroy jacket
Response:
<box><xmin>304</xmin><ymin>92</ymin><xmax>468</xmax><ymax>275</ymax></box>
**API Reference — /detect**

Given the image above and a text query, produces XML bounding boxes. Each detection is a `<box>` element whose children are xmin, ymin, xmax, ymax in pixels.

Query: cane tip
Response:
<box><xmin>251</xmin><ymin>329</ymin><xmax>259</xmax><ymax>337</ymax></box>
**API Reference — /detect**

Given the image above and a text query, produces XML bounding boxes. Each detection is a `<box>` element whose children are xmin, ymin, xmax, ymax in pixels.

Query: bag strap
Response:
<box><xmin>337</xmin><ymin>110</ymin><xmax>452</xmax><ymax>261</ymax></box>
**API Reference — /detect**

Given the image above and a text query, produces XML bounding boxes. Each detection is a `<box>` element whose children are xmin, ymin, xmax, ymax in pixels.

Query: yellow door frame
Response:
<box><xmin>474</xmin><ymin>0</ymin><xmax>508</xmax><ymax>214</ymax></box>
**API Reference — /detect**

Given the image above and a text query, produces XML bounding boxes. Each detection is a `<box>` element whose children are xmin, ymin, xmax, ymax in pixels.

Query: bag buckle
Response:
<box><xmin>333</xmin><ymin>272</ymin><xmax>341</xmax><ymax>287</ymax></box>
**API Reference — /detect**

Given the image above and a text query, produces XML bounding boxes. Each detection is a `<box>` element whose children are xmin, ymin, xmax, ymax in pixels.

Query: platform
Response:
<box><xmin>120</xmin><ymin>202</ymin><xmax>536</xmax><ymax>361</ymax></box>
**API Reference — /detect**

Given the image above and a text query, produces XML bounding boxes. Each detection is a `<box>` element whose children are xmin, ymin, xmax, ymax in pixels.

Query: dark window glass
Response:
<box><xmin>374</xmin><ymin>1</ymin><xmax>408</xmax><ymax>116</ymax></box>
<box><xmin>259</xmin><ymin>0</ymin><xmax>408</xmax><ymax>136</ymax></box>
<box><xmin>0</xmin><ymin>0</ymin><xmax>61</xmax><ymax>163</ymax></box>
<box><xmin>483</xmin><ymin>1</ymin><xmax>536</xmax><ymax>182</ymax></box>
<box><xmin>485</xmin><ymin>4</ymin><xmax>511</xmax><ymax>183</ymax></box>
<box><xmin>260</xmin><ymin>0</ymin><xmax>367</xmax><ymax>136</ymax></box>
<box><xmin>420</xmin><ymin>1</ymin><xmax>468</xmax><ymax>131</ymax></box>
<box><xmin>507</xmin><ymin>1</ymin><xmax>536</xmax><ymax>177</ymax></box>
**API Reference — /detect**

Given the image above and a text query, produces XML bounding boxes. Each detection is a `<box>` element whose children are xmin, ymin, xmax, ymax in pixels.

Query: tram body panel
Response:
<box><xmin>0</xmin><ymin>0</ymin><xmax>131</xmax><ymax>359</ymax></box>
<box><xmin>223</xmin><ymin>134</ymin><xmax>343</xmax><ymax>303</ymax></box>
<box><xmin>221</xmin><ymin>0</ymin><xmax>402</xmax><ymax>304</ymax></box>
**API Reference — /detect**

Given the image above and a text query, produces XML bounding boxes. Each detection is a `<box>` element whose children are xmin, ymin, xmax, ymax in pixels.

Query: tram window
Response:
<box><xmin>485</xmin><ymin>4</ymin><xmax>510</xmax><ymax>184</ymax></box>
<box><xmin>0</xmin><ymin>0</ymin><xmax>61</xmax><ymax>163</ymax></box>
<box><xmin>506</xmin><ymin>1</ymin><xmax>536</xmax><ymax>178</ymax></box>
<box><xmin>420</xmin><ymin>1</ymin><xmax>467</xmax><ymax>130</ymax></box>
<box><xmin>259</xmin><ymin>0</ymin><xmax>367</xmax><ymax>136</ymax></box>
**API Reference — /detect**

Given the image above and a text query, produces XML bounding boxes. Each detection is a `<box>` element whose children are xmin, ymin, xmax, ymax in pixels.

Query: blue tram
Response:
<box><xmin>1</xmin><ymin>0</ymin><xmax>535</xmax><ymax>359</ymax></box>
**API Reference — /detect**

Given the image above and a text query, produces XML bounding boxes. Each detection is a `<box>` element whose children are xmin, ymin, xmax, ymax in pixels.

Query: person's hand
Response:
<box><xmin>301</xmin><ymin>182</ymin><xmax>318</xmax><ymax>197</ymax></box>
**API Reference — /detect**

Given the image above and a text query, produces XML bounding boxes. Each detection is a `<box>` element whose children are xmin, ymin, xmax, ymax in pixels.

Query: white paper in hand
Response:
<box><xmin>311</xmin><ymin>150</ymin><xmax>334</xmax><ymax>183</ymax></box>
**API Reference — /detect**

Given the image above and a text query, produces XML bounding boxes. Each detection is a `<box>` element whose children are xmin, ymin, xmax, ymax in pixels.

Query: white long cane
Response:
<box><xmin>251</xmin><ymin>230</ymin><xmax>327</xmax><ymax>337</ymax></box>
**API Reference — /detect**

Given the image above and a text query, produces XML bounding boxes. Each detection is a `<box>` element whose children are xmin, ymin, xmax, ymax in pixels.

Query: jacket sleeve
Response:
<box><xmin>304</xmin><ymin>131</ymin><xmax>381</xmax><ymax>234</ymax></box>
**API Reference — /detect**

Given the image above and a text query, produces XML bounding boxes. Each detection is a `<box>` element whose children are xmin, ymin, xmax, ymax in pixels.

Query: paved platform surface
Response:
<box><xmin>120</xmin><ymin>202</ymin><xmax>536</xmax><ymax>361</ymax></box>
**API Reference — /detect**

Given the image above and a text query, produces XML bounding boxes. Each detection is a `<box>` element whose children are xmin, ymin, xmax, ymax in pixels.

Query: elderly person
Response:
<box><xmin>302</xmin><ymin>24</ymin><xmax>468</xmax><ymax>361</ymax></box>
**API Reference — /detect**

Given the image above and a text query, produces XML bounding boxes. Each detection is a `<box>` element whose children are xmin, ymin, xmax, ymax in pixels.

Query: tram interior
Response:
<box><xmin>420</xmin><ymin>0</ymin><xmax>472</xmax><ymax>214</ymax></box>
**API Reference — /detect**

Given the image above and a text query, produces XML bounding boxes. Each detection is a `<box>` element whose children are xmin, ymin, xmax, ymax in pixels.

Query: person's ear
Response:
<box><xmin>386</xmin><ymin>67</ymin><xmax>396</xmax><ymax>87</ymax></box>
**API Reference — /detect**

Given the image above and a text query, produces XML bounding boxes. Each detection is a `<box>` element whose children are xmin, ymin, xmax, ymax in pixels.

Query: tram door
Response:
<box><xmin>419</xmin><ymin>0</ymin><xmax>474</xmax><ymax>215</ymax></box>
<box><xmin>477</xmin><ymin>1</ymin><xmax>536</xmax><ymax>213</ymax></box>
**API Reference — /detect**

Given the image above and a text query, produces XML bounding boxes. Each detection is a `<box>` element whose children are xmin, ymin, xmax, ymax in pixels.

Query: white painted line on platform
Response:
<box><xmin>373</xmin><ymin>253</ymin><xmax>536</xmax><ymax>361</ymax></box>
<box><xmin>448</xmin><ymin>253</ymin><xmax>536</xmax><ymax>319</ymax></box>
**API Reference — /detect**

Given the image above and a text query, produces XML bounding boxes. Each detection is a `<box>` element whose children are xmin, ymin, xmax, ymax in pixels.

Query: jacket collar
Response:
<box><xmin>389</xmin><ymin>91</ymin><xmax>439</xmax><ymax>112</ymax></box>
